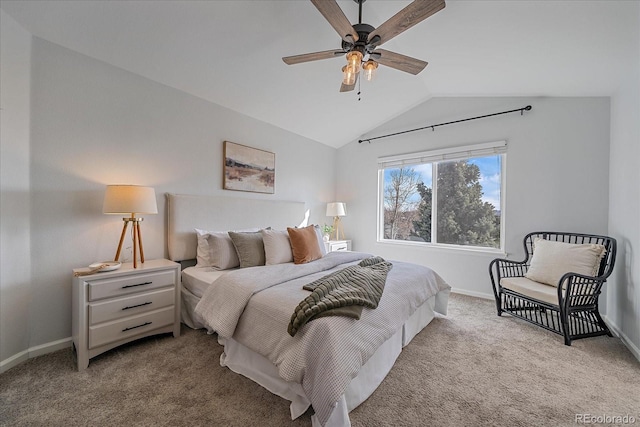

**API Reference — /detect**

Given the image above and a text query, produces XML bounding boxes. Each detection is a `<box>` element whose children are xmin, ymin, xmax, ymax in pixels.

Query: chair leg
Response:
<box><xmin>559</xmin><ymin>308</ymin><xmax>572</xmax><ymax>346</ymax></box>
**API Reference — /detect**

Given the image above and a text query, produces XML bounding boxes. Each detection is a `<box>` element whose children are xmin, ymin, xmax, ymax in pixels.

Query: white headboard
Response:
<box><xmin>166</xmin><ymin>193</ymin><xmax>307</xmax><ymax>262</ymax></box>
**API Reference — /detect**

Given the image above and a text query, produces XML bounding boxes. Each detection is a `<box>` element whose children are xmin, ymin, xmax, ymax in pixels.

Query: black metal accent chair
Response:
<box><xmin>489</xmin><ymin>232</ymin><xmax>616</xmax><ymax>345</ymax></box>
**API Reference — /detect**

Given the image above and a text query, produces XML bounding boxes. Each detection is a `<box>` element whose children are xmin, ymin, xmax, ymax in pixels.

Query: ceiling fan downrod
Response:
<box><xmin>356</xmin><ymin>0</ymin><xmax>365</xmax><ymax>24</ymax></box>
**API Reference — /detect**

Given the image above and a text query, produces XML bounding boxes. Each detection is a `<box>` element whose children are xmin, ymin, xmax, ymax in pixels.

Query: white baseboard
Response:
<box><xmin>451</xmin><ymin>287</ymin><xmax>494</xmax><ymax>300</ymax></box>
<box><xmin>603</xmin><ymin>315</ymin><xmax>640</xmax><ymax>363</ymax></box>
<box><xmin>0</xmin><ymin>337</ymin><xmax>72</xmax><ymax>374</ymax></box>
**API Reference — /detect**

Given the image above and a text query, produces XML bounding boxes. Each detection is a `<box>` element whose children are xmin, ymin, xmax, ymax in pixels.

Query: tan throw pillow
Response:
<box><xmin>525</xmin><ymin>238</ymin><xmax>606</xmax><ymax>287</ymax></box>
<box><xmin>287</xmin><ymin>225</ymin><xmax>323</xmax><ymax>265</ymax></box>
<box><xmin>261</xmin><ymin>229</ymin><xmax>293</xmax><ymax>265</ymax></box>
<box><xmin>228</xmin><ymin>230</ymin><xmax>266</xmax><ymax>268</ymax></box>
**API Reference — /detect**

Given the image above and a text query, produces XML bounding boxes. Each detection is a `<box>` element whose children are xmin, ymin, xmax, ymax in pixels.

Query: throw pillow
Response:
<box><xmin>525</xmin><ymin>237</ymin><xmax>606</xmax><ymax>287</ymax></box>
<box><xmin>261</xmin><ymin>229</ymin><xmax>293</xmax><ymax>265</ymax></box>
<box><xmin>228</xmin><ymin>230</ymin><xmax>267</xmax><ymax>268</ymax></box>
<box><xmin>207</xmin><ymin>232</ymin><xmax>241</xmax><ymax>270</ymax></box>
<box><xmin>287</xmin><ymin>225</ymin><xmax>323</xmax><ymax>264</ymax></box>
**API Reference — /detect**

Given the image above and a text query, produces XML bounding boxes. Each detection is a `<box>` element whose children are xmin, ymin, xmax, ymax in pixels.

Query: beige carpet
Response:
<box><xmin>1</xmin><ymin>293</ymin><xmax>638</xmax><ymax>426</ymax></box>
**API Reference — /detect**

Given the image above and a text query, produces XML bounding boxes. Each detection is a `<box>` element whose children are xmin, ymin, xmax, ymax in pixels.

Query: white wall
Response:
<box><xmin>336</xmin><ymin>97</ymin><xmax>611</xmax><ymax>299</ymax></box>
<box><xmin>607</xmin><ymin>3</ymin><xmax>640</xmax><ymax>358</ymax></box>
<box><xmin>0</xmin><ymin>11</ymin><xmax>32</xmax><ymax>369</ymax></box>
<box><xmin>0</xmin><ymin>37</ymin><xmax>336</xmax><ymax>367</ymax></box>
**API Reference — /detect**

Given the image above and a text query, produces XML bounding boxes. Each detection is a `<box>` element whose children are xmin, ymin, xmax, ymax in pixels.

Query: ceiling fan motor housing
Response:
<box><xmin>342</xmin><ymin>23</ymin><xmax>378</xmax><ymax>56</ymax></box>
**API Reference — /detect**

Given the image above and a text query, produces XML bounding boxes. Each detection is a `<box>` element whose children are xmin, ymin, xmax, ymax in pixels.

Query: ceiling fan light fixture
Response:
<box><xmin>346</xmin><ymin>50</ymin><xmax>363</xmax><ymax>73</ymax></box>
<box><xmin>342</xmin><ymin>65</ymin><xmax>357</xmax><ymax>85</ymax></box>
<box><xmin>363</xmin><ymin>59</ymin><xmax>378</xmax><ymax>81</ymax></box>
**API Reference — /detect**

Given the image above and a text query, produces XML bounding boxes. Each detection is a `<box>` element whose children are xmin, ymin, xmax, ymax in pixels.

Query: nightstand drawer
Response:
<box><xmin>89</xmin><ymin>306</ymin><xmax>175</xmax><ymax>349</ymax></box>
<box><xmin>89</xmin><ymin>288</ymin><xmax>175</xmax><ymax>325</ymax></box>
<box><xmin>328</xmin><ymin>241</ymin><xmax>348</xmax><ymax>251</ymax></box>
<box><xmin>88</xmin><ymin>270</ymin><xmax>175</xmax><ymax>301</ymax></box>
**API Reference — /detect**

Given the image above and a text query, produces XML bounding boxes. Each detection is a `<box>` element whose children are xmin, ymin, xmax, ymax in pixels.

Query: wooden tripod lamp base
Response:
<box><xmin>326</xmin><ymin>202</ymin><xmax>346</xmax><ymax>241</ymax></box>
<box><xmin>332</xmin><ymin>216</ymin><xmax>345</xmax><ymax>241</ymax></box>
<box><xmin>114</xmin><ymin>215</ymin><xmax>145</xmax><ymax>269</ymax></box>
<box><xmin>103</xmin><ymin>185</ymin><xmax>158</xmax><ymax>270</ymax></box>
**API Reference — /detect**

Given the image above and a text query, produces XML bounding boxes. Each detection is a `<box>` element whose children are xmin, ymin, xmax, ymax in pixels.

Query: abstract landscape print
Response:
<box><xmin>223</xmin><ymin>141</ymin><xmax>275</xmax><ymax>194</ymax></box>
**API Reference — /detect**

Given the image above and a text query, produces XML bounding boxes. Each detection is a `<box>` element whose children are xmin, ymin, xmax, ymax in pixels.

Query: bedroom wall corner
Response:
<box><xmin>606</xmin><ymin>4</ymin><xmax>640</xmax><ymax>361</ymax></box>
<box><xmin>0</xmin><ymin>10</ymin><xmax>33</xmax><ymax>372</ymax></box>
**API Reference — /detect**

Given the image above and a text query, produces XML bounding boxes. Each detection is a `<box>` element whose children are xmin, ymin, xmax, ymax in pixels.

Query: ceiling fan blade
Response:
<box><xmin>283</xmin><ymin>49</ymin><xmax>345</xmax><ymax>65</ymax></box>
<box><xmin>368</xmin><ymin>0</ymin><xmax>445</xmax><ymax>46</ymax></box>
<box><xmin>372</xmin><ymin>49</ymin><xmax>428</xmax><ymax>75</ymax></box>
<box><xmin>339</xmin><ymin>73</ymin><xmax>359</xmax><ymax>92</ymax></box>
<box><xmin>311</xmin><ymin>0</ymin><xmax>359</xmax><ymax>44</ymax></box>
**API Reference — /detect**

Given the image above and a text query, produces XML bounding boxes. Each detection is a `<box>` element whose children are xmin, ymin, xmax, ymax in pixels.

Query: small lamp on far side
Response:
<box><xmin>103</xmin><ymin>185</ymin><xmax>157</xmax><ymax>268</ymax></box>
<box><xmin>326</xmin><ymin>202</ymin><xmax>346</xmax><ymax>241</ymax></box>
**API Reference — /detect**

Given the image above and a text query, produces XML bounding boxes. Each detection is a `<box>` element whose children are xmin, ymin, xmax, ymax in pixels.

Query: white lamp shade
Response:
<box><xmin>326</xmin><ymin>202</ymin><xmax>346</xmax><ymax>217</ymax></box>
<box><xmin>103</xmin><ymin>185</ymin><xmax>158</xmax><ymax>215</ymax></box>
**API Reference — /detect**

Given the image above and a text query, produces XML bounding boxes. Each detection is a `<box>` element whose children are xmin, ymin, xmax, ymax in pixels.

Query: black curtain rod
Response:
<box><xmin>358</xmin><ymin>105</ymin><xmax>532</xmax><ymax>144</ymax></box>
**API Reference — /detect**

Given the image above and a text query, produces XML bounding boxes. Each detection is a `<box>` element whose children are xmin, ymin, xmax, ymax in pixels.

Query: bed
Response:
<box><xmin>166</xmin><ymin>193</ymin><xmax>450</xmax><ymax>427</ymax></box>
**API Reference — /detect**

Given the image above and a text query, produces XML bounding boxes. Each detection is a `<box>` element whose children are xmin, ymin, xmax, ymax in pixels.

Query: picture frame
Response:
<box><xmin>223</xmin><ymin>141</ymin><xmax>275</xmax><ymax>194</ymax></box>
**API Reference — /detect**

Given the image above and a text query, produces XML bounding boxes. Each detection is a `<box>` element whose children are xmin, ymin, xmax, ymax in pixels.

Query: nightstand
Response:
<box><xmin>324</xmin><ymin>240</ymin><xmax>352</xmax><ymax>253</ymax></box>
<box><xmin>72</xmin><ymin>259</ymin><xmax>181</xmax><ymax>371</ymax></box>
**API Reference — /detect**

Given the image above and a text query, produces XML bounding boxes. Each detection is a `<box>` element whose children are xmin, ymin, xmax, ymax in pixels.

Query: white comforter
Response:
<box><xmin>194</xmin><ymin>252</ymin><xmax>450</xmax><ymax>426</ymax></box>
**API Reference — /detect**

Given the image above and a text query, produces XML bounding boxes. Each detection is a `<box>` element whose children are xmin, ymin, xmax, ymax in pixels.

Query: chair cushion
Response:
<box><xmin>500</xmin><ymin>277</ymin><xmax>559</xmax><ymax>306</ymax></box>
<box><xmin>524</xmin><ymin>238</ymin><xmax>606</xmax><ymax>287</ymax></box>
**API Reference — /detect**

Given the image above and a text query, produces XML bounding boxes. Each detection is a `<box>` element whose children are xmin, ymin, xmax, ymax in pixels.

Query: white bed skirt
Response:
<box><xmin>215</xmin><ymin>288</ymin><xmax>450</xmax><ymax>427</ymax></box>
<box><xmin>181</xmin><ymin>286</ymin><xmax>203</xmax><ymax>330</ymax></box>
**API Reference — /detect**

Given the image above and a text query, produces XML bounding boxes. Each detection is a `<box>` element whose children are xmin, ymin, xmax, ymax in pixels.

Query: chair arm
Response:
<box><xmin>557</xmin><ymin>272</ymin><xmax>606</xmax><ymax>308</ymax></box>
<box><xmin>489</xmin><ymin>258</ymin><xmax>528</xmax><ymax>280</ymax></box>
<box><xmin>489</xmin><ymin>258</ymin><xmax>528</xmax><ymax>301</ymax></box>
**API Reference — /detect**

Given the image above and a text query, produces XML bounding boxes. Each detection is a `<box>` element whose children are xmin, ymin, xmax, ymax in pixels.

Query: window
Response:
<box><xmin>378</xmin><ymin>141</ymin><xmax>506</xmax><ymax>250</ymax></box>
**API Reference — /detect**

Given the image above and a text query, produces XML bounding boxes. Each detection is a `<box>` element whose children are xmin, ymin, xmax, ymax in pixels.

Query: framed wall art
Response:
<box><xmin>223</xmin><ymin>141</ymin><xmax>275</xmax><ymax>194</ymax></box>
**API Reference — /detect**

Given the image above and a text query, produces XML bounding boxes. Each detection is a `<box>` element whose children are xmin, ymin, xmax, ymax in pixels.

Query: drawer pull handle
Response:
<box><xmin>122</xmin><ymin>281</ymin><xmax>152</xmax><ymax>289</ymax></box>
<box><xmin>122</xmin><ymin>321</ymin><xmax>152</xmax><ymax>332</ymax></box>
<box><xmin>122</xmin><ymin>302</ymin><xmax>152</xmax><ymax>311</ymax></box>
<box><xmin>336</xmin><ymin>247</ymin><xmax>346</xmax><ymax>251</ymax></box>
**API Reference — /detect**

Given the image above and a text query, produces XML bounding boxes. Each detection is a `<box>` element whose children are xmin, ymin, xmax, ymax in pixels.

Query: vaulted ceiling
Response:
<box><xmin>1</xmin><ymin>1</ymin><xmax>636</xmax><ymax>148</ymax></box>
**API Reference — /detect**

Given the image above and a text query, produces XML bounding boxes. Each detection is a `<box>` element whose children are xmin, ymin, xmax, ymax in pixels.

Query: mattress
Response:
<box><xmin>181</xmin><ymin>266</ymin><xmax>233</xmax><ymax>298</ymax></box>
<box><xmin>181</xmin><ymin>267</ymin><xmax>234</xmax><ymax>329</ymax></box>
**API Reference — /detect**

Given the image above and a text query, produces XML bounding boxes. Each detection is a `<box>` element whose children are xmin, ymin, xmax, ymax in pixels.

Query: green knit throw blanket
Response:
<box><xmin>287</xmin><ymin>257</ymin><xmax>393</xmax><ymax>337</ymax></box>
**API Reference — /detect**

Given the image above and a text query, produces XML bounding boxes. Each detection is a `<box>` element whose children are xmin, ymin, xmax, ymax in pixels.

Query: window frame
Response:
<box><xmin>377</xmin><ymin>141</ymin><xmax>507</xmax><ymax>253</ymax></box>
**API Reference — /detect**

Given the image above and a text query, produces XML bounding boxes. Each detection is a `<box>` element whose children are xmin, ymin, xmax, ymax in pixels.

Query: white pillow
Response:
<box><xmin>313</xmin><ymin>224</ymin><xmax>327</xmax><ymax>256</ymax></box>
<box><xmin>194</xmin><ymin>227</ymin><xmax>260</xmax><ymax>269</ymax></box>
<box><xmin>195</xmin><ymin>228</ymin><xmax>213</xmax><ymax>267</ymax></box>
<box><xmin>525</xmin><ymin>238</ymin><xmax>606</xmax><ymax>287</ymax></box>
<box><xmin>261</xmin><ymin>229</ymin><xmax>293</xmax><ymax>265</ymax></box>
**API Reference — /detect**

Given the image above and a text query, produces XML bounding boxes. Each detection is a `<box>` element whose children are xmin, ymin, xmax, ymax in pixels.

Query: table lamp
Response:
<box><xmin>326</xmin><ymin>202</ymin><xmax>346</xmax><ymax>240</ymax></box>
<box><xmin>103</xmin><ymin>185</ymin><xmax>158</xmax><ymax>268</ymax></box>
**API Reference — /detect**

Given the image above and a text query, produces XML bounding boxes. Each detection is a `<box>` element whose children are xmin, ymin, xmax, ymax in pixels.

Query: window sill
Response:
<box><xmin>376</xmin><ymin>238</ymin><xmax>506</xmax><ymax>257</ymax></box>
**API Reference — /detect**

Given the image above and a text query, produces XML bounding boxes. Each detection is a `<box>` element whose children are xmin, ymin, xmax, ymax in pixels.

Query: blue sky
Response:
<box><xmin>383</xmin><ymin>155</ymin><xmax>501</xmax><ymax>209</ymax></box>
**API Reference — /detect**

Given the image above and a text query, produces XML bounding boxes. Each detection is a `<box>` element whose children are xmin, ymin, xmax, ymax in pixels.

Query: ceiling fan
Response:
<box><xmin>282</xmin><ymin>0</ymin><xmax>446</xmax><ymax>92</ymax></box>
